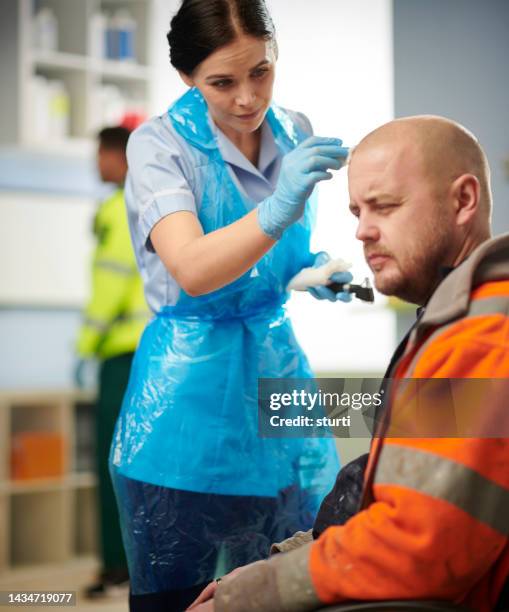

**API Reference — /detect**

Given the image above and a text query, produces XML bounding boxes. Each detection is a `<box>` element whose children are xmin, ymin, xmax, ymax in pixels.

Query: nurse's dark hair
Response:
<box><xmin>167</xmin><ymin>0</ymin><xmax>276</xmax><ymax>75</ymax></box>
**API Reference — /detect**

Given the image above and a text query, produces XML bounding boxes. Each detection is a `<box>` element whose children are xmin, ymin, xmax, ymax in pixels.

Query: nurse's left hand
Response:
<box><xmin>307</xmin><ymin>251</ymin><xmax>353</xmax><ymax>302</ymax></box>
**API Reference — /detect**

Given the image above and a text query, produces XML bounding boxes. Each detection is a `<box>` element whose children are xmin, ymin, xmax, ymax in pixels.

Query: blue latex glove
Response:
<box><xmin>258</xmin><ymin>137</ymin><xmax>349</xmax><ymax>239</ymax></box>
<box><xmin>307</xmin><ymin>252</ymin><xmax>353</xmax><ymax>303</ymax></box>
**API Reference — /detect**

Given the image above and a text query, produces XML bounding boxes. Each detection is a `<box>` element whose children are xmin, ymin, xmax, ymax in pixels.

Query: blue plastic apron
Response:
<box><xmin>110</xmin><ymin>88</ymin><xmax>339</xmax><ymax>500</ymax></box>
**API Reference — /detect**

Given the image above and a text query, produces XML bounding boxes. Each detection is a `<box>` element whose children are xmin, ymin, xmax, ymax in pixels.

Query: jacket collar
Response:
<box><xmin>417</xmin><ymin>232</ymin><xmax>509</xmax><ymax>334</ymax></box>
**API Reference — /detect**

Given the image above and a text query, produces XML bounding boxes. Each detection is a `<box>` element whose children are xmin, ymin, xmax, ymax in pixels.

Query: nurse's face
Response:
<box><xmin>180</xmin><ymin>35</ymin><xmax>276</xmax><ymax>138</ymax></box>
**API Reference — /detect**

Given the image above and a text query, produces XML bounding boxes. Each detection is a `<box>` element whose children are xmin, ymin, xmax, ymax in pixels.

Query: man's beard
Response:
<box><xmin>371</xmin><ymin>217</ymin><xmax>451</xmax><ymax>305</ymax></box>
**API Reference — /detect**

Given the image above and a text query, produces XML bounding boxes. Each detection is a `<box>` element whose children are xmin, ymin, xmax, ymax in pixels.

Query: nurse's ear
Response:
<box><xmin>178</xmin><ymin>71</ymin><xmax>195</xmax><ymax>88</ymax></box>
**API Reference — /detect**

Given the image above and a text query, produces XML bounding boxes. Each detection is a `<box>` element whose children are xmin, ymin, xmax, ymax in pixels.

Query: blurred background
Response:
<box><xmin>0</xmin><ymin>0</ymin><xmax>507</xmax><ymax>609</ymax></box>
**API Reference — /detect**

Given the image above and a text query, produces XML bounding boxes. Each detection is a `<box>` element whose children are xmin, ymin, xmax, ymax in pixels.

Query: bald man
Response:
<box><xmin>349</xmin><ymin>115</ymin><xmax>493</xmax><ymax>305</ymax></box>
<box><xmin>310</xmin><ymin>116</ymin><xmax>499</xmax><ymax>544</ymax></box>
<box><xmin>191</xmin><ymin>117</ymin><xmax>509</xmax><ymax>611</ymax></box>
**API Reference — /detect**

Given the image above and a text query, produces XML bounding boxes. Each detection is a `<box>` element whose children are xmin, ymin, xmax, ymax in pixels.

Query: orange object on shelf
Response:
<box><xmin>10</xmin><ymin>432</ymin><xmax>66</xmax><ymax>480</ymax></box>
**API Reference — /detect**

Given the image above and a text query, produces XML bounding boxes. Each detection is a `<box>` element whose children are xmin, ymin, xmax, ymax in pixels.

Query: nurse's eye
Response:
<box><xmin>211</xmin><ymin>79</ymin><xmax>233</xmax><ymax>89</ymax></box>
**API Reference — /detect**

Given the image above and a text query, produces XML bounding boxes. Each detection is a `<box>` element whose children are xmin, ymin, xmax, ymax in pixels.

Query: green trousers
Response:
<box><xmin>96</xmin><ymin>352</ymin><xmax>134</xmax><ymax>574</ymax></box>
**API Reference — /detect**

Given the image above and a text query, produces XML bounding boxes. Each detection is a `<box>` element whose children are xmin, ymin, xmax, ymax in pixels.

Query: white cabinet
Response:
<box><xmin>1</xmin><ymin>0</ymin><xmax>156</xmax><ymax>155</ymax></box>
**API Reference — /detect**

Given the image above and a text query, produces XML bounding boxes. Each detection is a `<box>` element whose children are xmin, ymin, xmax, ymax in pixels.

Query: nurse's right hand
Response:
<box><xmin>257</xmin><ymin>136</ymin><xmax>348</xmax><ymax>240</ymax></box>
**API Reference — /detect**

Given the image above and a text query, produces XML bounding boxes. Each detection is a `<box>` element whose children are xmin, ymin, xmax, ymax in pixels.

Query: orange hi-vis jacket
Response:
<box><xmin>214</xmin><ymin>233</ymin><xmax>509</xmax><ymax>612</ymax></box>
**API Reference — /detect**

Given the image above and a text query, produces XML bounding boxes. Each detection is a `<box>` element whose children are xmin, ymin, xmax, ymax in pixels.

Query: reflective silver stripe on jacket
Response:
<box><xmin>83</xmin><ymin>316</ymin><xmax>109</xmax><ymax>332</ymax></box>
<box><xmin>84</xmin><ymin>311</ymin><xmax>148</xmax><ymax>332</ymax></box>
<box><xmin>468</xmin><ymin>295</ymin><xmax>509</xmax><ymax>318</ymax></box>
<box><xmin>114</xmin><ymin>310</ymin><xmax>149</xmax><ymax>323</ymax></box>
<box><xmin>95</xmin><ymin>260</ymin><xmax>135</xmax><ymax>275</ymax></box>
<box><xmin>375</xmin><ymin>444</ymin><xmax>509</xmax><ymax>535</ymax></box>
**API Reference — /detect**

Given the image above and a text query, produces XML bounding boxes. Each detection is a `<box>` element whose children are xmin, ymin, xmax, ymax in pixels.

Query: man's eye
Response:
<box><xmin>378</xmin><ymin>204</ymin><xmax>397</xmax><ymax>213</ymax></box>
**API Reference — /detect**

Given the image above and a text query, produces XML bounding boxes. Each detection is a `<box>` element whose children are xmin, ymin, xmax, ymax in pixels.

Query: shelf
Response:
<box><xmin>92</xmin><ymin>58</ymin><xmax>152</xmax><ymax>82</ymax></box>
<box><xmin>30</xmin><ymin>51</ymin><xmax>152</xmax><ymax>83</ymax></box>
<box><xmin>1</xmin><ymin>473</ymin><xmax>96</xmax><ymax>495</ymax></box>
<box><xmin>6</xmin><ymin>478</ymin><xmax>68</xmax><ymax>495</ymax></box>
<box><xmin>1</xmin><ymin>0</ymin><xmax>155</xmax><ymax>149</ymax></box>
<box><xmin>0</xmin><ymin>391</ymin><xmax>99</xmax><ymax>575</ymax></box>
<box><xmin>0</xmin><ymin>390</ymin><xmax>95</xmax><ymax>404</ymax></box>
<box><xmin>0</xmin><ymin>555</ymin><xmax>98</xmax><ymax>590</ymax></box>
<box><xmin>31</xmin><ymin>49</ymin><xmax>89</xmax><ymax>72</ymax></box>
<box><xmin>0</xmin><ymin>0</ymin><xmax>156</xmax><ymax>575</ymax></box>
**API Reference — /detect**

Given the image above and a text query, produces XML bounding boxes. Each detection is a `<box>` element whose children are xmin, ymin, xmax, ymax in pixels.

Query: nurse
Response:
<box><xmin>110</xmin><ymin>0</ymin><xmax>350</xmax><ymax>610</ymax></box>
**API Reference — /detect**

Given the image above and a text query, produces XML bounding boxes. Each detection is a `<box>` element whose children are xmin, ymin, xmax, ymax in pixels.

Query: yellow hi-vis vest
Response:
<box><xmin>77</xmin><ymin>188</ymin><xmax>149</xmax><ymax>360</ymax></box>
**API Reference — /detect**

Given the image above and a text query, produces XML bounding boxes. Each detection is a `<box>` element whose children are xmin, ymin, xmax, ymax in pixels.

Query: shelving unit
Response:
<box><xmin>0</xmin><ymin>390</ymin><xmax>97</xmax><ymax>579</ymax></box>
<box><xmin>1</xmin><ymin>0</ymin><xmax>156</xmax><ymax>154</ymax></box>
<box><xmin>0</xmin><ymin>0</ymin><xmax>162</xmax><ymax>587</ymax></box>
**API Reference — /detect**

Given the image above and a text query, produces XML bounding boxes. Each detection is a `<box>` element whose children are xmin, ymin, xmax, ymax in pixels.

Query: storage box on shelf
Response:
<box><xmin>0</xmin><ymin>390</ymin><xmax>97</xmax><ymax>579</ymax></box>
<box><xmin>1</xmin><ymin>0</ymin><xmax>155</xmax><ymax>155</ymax></box>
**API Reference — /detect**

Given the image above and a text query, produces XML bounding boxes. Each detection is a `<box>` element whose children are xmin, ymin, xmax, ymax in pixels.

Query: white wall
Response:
<box><xmin>0</xmin><ymin>192</ymin><xmax>95</xmax><ymax>307</ymax></box>
<box><xmin>148</xmin><ymin>0</ymin><xmax>187</xmax><ymax>116</ymax></box>
<box><xmin>393</xmin><ymin>0</ymin><xmax>509</xmax><ymax>236</ymax></box>
<box><xmin>270</xmin><ymin>0</ymin><xmax>395</xmax><ymax>373</ymax></box>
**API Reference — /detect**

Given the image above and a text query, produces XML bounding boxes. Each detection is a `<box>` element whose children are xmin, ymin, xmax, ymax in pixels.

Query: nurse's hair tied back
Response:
<box><xmin>167</xmin><ymin>0</ymin><xmax>277</xmax><ymax>75</ymax></box>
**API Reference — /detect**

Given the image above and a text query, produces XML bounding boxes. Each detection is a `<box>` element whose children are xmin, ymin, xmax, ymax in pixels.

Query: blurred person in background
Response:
<box><xmin>76</xmin><ymin>126</ymin><xmax>149</xmax><ymax>599</ymax></box>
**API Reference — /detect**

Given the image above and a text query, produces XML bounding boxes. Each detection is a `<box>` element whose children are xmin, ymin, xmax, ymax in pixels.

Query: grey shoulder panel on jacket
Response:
<box><xmin>418</xmin><ymin>232</ymin><xmax>509</xmax><ymax>331</ymax></box>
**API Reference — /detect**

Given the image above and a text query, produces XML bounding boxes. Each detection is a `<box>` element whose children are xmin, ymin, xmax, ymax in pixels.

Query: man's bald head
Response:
<box><xmin>351</xmin><ymin>115</ymin><xmax>492</xmax><ymax>222</ymax></box>
<box><xmin>347</xmin><ymin>115</ymin><xmax>493</xmax><ymax>305</ymax></box>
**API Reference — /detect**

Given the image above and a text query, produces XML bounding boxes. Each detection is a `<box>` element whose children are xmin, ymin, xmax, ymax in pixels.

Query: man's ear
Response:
<box><xmin>178</xmin><ymin>70</ymin><xmax>194</xmax><ymax>88</ymax></box>
<box><xmin>450</xmin><ymin>174</ymin><xmax>480</xmax><ymax>227</ymax></box>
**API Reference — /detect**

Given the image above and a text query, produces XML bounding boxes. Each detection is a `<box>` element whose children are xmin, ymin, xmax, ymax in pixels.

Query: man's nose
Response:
<box><xmin>355</xmin><ymin>215</ymin><xmax>380</xmax><ymax>243</ymax></box>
